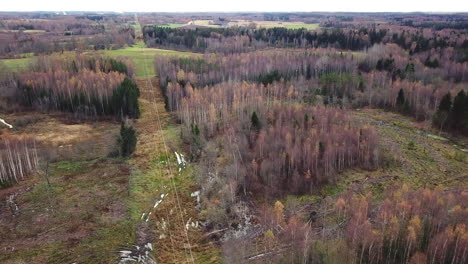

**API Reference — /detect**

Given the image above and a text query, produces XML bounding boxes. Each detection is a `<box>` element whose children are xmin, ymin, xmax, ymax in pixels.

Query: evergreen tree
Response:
<box><xmin>405</xmin><ymin>63</ymin><xmax>415</xmax><ymax>74</ymax></box>
<box><xmin>251</xmin><ymin>111</ymin><xmax>261</xmax><ymax>130</ymax></box>
<box><xmin>376</xmin><ymin>59</ymin><xmax>383</xmax><ymax>71</ymax></box>
<box><xmin>450</xmin><ymin>90</ymin><xmax>467</xmax><ymax>131</ymax></box>
<box><xmin>424</xmin><ymin>56</ymin><xmax>440</xmax><ymax>68</ymax></box>
<box><xmin>396</xmin><ymin>88</ymin><xmax>405</xmax><ymax>110</ymax></box>
<box><xmin>111</xmin><ymin>77</ymin><xmax>140</xmax><ymax>119</ymax></box>
<box><xmin>438</xmin><ymin>93</ymin><xmax>452</xmax><ymax>112</ymax></box>
<box><xmin>118</xmin><ymin>123</ymin><xmax>137</xmax><ymax>157</ymax></box>
<box><xmin>433</xmin><ymin>92</ymin><xmax>452</xmax><ymax>130</ymax></box>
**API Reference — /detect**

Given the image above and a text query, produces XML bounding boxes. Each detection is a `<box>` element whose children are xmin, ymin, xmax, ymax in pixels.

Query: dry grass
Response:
<box><xmin>3</xmin><ymin>112</ymin><xmax>119</xmax><ymax>161</ymax></box>
<box><xmin>332</xmin><ymin>108</ymin><xmax>468</xmax><ymax>198</ymax></box>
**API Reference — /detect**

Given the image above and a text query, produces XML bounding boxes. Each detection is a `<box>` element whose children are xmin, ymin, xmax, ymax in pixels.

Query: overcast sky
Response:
<box><xmin>1</xmin><ymin>0</ymin><xmax>466</xmax><ymax>13</ymax></box>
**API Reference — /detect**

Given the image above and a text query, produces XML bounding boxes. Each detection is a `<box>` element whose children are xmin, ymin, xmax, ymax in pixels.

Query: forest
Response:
<box><xmin>0</xmin><ymin>13</ymin><xmax>135</xmax><ymax>58</ymax></box>
<box><xmin>0</xmin><ymin>11</ymin><xmax>467</xmax><ymax>264</ymax></box>
<box><xmin>156</xmin><ymin>45</ymin><xmax>468</xmax><ymax>134</ymax></box>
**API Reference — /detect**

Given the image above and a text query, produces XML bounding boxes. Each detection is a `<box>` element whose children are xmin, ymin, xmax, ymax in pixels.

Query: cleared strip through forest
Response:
<box><xmin>124</xmin><ymin>17</ymin><xmax>195</xmax><ymax>263</ymax></box>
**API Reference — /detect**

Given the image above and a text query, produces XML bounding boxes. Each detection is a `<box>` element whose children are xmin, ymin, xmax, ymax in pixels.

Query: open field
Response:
<box><xmin>156</xmin><ymin>23</ymin><xmax>186</xmax><ymax>28</ymax></box>
<box><xmin>98</xmin><ymin>44</ymin><xmax>199</xmax><ymax>78</ymax></box>
<box><xmin>234</xmin><ymin>20</ymin><xmax>320</xmax><ymax>30</ymax></box>
<box><xmin>186</xmin><ymin>19</ymin><xmax>320</xmax><ymax>30</ymax></box>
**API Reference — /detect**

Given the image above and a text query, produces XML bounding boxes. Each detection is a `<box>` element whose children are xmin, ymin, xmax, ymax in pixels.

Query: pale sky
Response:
<box><xmin>0</xmin><ymin>0</ymin><xmax>466</xmax><ymax>13</ymax></box>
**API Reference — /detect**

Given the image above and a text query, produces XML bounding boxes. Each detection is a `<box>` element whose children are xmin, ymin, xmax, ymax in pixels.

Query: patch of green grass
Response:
<box><xmin>408</xmin><ymin>140</ymin><xmax>416</xmax><ymax>150</ymax></box>
<box><xmin>285</xmin><ymin>23</ymin><xmax>320</xmax><ymax>30</ymax></box>
<box><xmin>157</xmin><ymin>23</ymin><xmax>186</xmax><ymax>28</ymax></box>
<box><xmin>349</xmin><ymin>109</ymin><xmax>468</xmax><ymax>191</ymax></box>
<box><xmin>1</xmin><ymin>159</ymin><xmax>134</xmax><ymax>263</ymax></box>
<box><xmin>99</xmin><ymin>44</ymin><xmax>199</xmax><ymax>78</ymax></box>
<box><xmin>52</xmin><ymin>160</ymin><xmax>95</xmax><ymax>175</ymax></box>
<box><xmin>321</xmin><ymin>184</ymin><xmax>345</xmax><ymax>196</ymax></box>
<box><xmin>1</xmin><ymin>57</ymin><xmax>32</xmax><ymax>71</ymax></box>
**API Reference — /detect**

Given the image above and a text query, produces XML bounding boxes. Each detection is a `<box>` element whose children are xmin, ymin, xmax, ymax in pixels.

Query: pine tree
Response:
<box><xmin>433</xmin><ymin>92</ymin><xmax>452</xmax><ymax>131</ymax></box>
<box><xmin>112</xmin><ymin>77</ymin><xmax>140</xmax><ymax>119</ymax></box>
<box><xmin>450</xmin><ymin>90</ymin><xmax>467</xmax><ymax>131</ymax></box>
<box><xmin>251</xmin><ymin>111</ymin><xmax>261</xmax><ymax>130</ymax></box>
<box><xmin>438</xmin><ymin>93</ymin><xmax>452</xmax><ymax>112</ymax></box>
<box><xmin>405</xmin><ymin>63</ymin><xmax>415</xmax><ymax>74</ymax></box>
<box><xmin>396</xmin><ymin>88</ymin><xmax>406</xmax><ymax>112</ymax></box>
<box><xmin>118</xmin><ymin>123</ymin><xmax>137</xmax><ymax>157</ymax></box>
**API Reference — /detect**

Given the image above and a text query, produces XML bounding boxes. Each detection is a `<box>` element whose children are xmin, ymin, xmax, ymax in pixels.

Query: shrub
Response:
<box><xmin>408</xmin><ymin>140</ymin><xmax>416</xmax><ymax>150</ymax></box>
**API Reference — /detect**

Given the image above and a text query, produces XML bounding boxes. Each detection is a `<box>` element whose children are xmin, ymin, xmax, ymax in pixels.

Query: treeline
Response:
<box><xmin>433</xmin><ymin>90</ymin><xmax>468</xmax><ymax>134</ymax></box>
<box><xmin>0</xmin><ymin>133</ymin><xmax>38</xmax><ymax>186</ymax></box>
<box><xmin>143</xmin><ymin>26</ymin><xmax>386</xmax><ymax>53</ymax></box>
<box><xmin>17</xmin><ymin>55</ymin><xmax>140</xmax><ymax>119</ymax></box>
<box><xmin>143</xmin><ymin>25</ymin><xmax>466</xmax><ymax>54</ymax></box>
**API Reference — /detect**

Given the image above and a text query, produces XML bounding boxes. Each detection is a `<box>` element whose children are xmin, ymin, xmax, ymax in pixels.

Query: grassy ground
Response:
<box><xmin>0</xmin><ymin>159</ymin><xmax>134</xmax><ymax>264</ymax></box>
<box><xmin>0</xmin><ymin>112</ymin><xmax>132</xmax><ymax>263</ymax></box>
<box><xmin>1</xmin><ymin>57</ymin><xmax>33</xmax><ymax>71</ymax></box>
<box><xmin>328</xmin><ymin>109</ymin><xmax>467</xmax><ymax>199</ymax></box>
<box><xmin>98</xmin><ymin>44</ymin><xmax>199</xmax><ymax>78</ymax></box>
<box><xmin>156</xmin><ymin>23</ymin><xmax>186</xmax><ymax>28</ymax></box>
<box><xmin>130</xmin><ymin>77</ymin><xmax>221</xmax><ymax>263</ymax></box>
<box><xmin>123</xmin><ymin>20</ymin><xmax>220</xmax><ymax>262</ymax></box>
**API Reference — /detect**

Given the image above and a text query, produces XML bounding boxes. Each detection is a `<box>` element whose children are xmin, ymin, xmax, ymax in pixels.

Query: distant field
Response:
<box><xmin>244</xmin><ymin>21</ymin><xmax>320</xmax><ymax>30</ymax></box>
<box><xmin>0</xmin><ymin>29</ymin><xmax>46</xmax><ymax>33</ymax></box>
<box><xmin>156</xmin><ymin>23</ymin><xmax>186</xmax><ymax>28</ymax></box>
<box><xmin>187</xmin><ymin>19</ymin><xmax>320</xmax><ymax>30</ymax></box>
<box><xmin>99</xmin><ymin>44</ymin><xmax>199</xmax><ymax>78</ymax></box>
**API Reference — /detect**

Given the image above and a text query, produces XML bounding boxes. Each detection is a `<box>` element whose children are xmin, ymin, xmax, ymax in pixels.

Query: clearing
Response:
<box><xmin>328</xmin><ymin>108</ymin><xmax>467</xmax><ymax>198</ymax></box>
